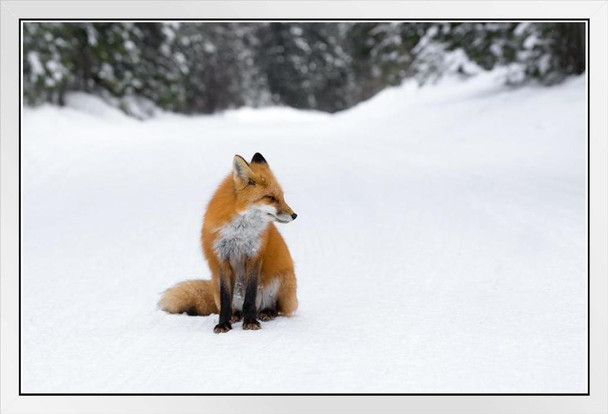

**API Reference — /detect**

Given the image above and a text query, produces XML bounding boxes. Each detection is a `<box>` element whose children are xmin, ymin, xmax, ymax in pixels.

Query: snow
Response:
<box><xmin>98</xmin><ymin>62</ymin><xmax>114</xmax><ymax>81</ymax></box>
<box><xmin>85</xmin><ymin>24</ymin><xmax>98</xmax><ymax>47</ymax></box>
<box><xmin>21</xmin><ymin>71</ymin><xmax>587</xmax><ymax>393</ymax></box>
<box><xmin>444</xmin><ymin>48</ymin><xmax>483</xmax><ymax>76</ymax></box>
<box><xmin>26</xmin><ymin>51</ymin><xmax>44</xmax><ymax>77</ymax></box>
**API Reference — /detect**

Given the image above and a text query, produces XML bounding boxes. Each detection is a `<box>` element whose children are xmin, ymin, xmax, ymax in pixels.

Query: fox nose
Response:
<box><xmin>291</xmin><ymin>213</ymin><xmax>297</xmax><ymax>220</ymax></box>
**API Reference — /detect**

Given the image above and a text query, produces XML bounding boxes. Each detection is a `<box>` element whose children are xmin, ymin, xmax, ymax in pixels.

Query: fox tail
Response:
<box><xmin>158</xmin><ymin>279</ymin><xmax>218</xmax><ymax>316</ymax></box>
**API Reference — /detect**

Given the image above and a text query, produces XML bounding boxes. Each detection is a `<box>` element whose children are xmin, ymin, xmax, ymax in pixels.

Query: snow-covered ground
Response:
<box><xmin>21</xmin><ymin>72</ymin><xmax>587</xmax><ymax>393</ymax></box>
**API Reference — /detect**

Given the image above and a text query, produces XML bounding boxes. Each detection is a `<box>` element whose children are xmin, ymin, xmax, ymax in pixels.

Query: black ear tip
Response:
<box><xmin>251</xmin><ymin>152</ymin><xmax>268</xmax><ymax>164</ymax></box>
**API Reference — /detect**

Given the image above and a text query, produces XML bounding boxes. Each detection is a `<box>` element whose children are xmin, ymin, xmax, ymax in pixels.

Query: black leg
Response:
<box><xmin>214</xmin><ymin>269</ymin><xmax>233</xmax><ymax>333</ymax></box>
<box><xmin>242</xmin><ymin>261</ymin><xmax>261</xmax><ymax>330</ymax></box>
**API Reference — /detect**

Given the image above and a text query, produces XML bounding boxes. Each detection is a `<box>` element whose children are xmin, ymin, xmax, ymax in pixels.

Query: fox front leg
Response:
<box><xmin>242</xmin><ymin>259</ymin><xmax>262</xmax><ymax>330</ymax></box>
<box><xmin>214</xmin><ymin>263</ymin><xmax>234</xmax><ymax>333</ymax></box>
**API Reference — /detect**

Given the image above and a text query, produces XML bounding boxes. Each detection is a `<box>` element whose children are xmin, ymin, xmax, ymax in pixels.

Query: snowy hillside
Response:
<box><xmin>21</xmin><ymin>72</ymin><xmax>587</xmax><ymax>393</ymax></box>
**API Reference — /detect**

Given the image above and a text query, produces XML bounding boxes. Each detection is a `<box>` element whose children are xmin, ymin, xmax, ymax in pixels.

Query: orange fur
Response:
<box><xmin>159</xmin><ymin>154</ymin><xmax>298</xmax><ymax>322</ymax></box>
<box><xmin>157</xmin><ymin>279</ymin><xmax>218</xmax><ymax>315</ymax></box>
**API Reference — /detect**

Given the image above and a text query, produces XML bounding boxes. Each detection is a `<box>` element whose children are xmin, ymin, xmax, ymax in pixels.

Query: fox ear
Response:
<box><xmin>251</xmin><ymin>152</ymin><xmax>268</xmax><ymax>165</ymax></box>
<box><xmin>233</xmin><ymin>155</ymin><xmax>253</xmax><ymax>183</ymax></box>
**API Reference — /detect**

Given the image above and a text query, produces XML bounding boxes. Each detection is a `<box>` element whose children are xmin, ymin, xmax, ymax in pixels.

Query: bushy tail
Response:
<box><xmin>158</xmin><ymin>279</ymin><xmax>218</xmax><ymax>316</ymax></box>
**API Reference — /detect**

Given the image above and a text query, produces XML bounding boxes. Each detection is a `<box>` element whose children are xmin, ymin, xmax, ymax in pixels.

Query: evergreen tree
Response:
<box><xmin>22</xmin><ymin>22</ymin><xmax>586</xmax><ymax>116</ymax></box>
<box><xmin>257</xmin><ymin>23</ymin><xmax>354</xmax><ymax>112</ymax></box>
<box><xmin>23</xmin><ymin>23</ymin><xmax>78</xmax><ymax>105</ymax></box>
<box><xmin>347</xmin><ymin>23</ymin><xmax>428</xmax><ymax>99</ymax></box>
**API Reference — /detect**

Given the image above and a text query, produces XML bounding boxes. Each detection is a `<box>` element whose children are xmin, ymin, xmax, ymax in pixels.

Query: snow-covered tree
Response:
<box><xmin>23</xmin><ymin>22</ymin><xmax>586</xmax><ymax>116</ymax></box>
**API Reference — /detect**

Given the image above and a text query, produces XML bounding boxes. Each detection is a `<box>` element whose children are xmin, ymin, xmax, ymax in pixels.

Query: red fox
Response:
<box><xmin>159</xmin><ymin>153</ymin><xmax>298</xmax><ymax>333</ymax></box>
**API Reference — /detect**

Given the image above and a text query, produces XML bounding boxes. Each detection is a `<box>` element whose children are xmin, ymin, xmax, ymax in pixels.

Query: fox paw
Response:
<box><xmin>231</xmin><ymin>311</ymin><xmax>243</xmax><ymax>323</ymax></box>
<box><xmin>213</xmin><ymin>322</ymin><xmax>232</xmax><ymax>333</ymax></box>
<box><xmin>258</xmin><ymin>309</ymin><xmax>278</xmax><ymax>321</ymax></box>
<box><xmin>242</xmin><ymin>319</ymin><xmax>261</xmax><ymax>330</ymax></box>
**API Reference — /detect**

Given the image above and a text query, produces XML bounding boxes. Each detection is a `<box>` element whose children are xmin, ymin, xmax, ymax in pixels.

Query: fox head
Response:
<box><xmin>232</xmin><ymin>153</ymin><xmax>297</xmax><ymax>224</ymax></box>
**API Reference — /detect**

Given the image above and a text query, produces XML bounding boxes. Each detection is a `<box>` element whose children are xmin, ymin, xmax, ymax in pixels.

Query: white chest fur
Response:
<box><xmin>213</xmin><ymin>207</ymin><xmax>273</xmax><ymax>261</ymax></box>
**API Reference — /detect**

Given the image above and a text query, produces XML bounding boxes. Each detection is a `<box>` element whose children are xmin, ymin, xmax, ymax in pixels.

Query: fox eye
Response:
<box><xmin>265</xmin><ymin>195</ymin><xmax>277</xmax><ymax>202</ymax></box>
<box><xmin>247</xmin><ymin>179</ymin><xmax>256</xmax><ymax>186</ymax></box>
